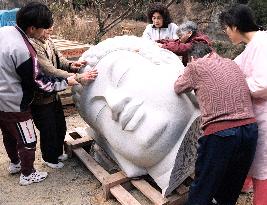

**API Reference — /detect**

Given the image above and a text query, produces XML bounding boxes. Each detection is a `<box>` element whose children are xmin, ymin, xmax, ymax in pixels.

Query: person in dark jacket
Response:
<box><xmin>0</xmin><ymin>2</ymin><xmax>78</xmax><ymax>186</ymax></box>
<box><xmin>158</xmin><ymin>21</ymin><xmax>211</xmax><ymax>66</ymax></box>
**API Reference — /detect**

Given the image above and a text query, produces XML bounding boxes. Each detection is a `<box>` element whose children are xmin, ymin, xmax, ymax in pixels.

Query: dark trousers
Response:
<box><xmin>31</xmin><ymin>99</ymin><xmax>66</xmax><ymax>164</ymax></box>
<box><xmin>186</xmin><ymin>123</ymin><xmax>258</xmax><ymax>205</ymax></box>
<box><xmin>0</xmin><ymin>111</ymin><xmax>36</xmax><ymax>176</ymax></box>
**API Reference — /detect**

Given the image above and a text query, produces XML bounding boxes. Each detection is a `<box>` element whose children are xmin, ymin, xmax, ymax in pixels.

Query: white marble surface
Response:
<box><xmin>73</xmin><ymin>35</ymin><xmax>200</xmax><ymax>196</ymax></box>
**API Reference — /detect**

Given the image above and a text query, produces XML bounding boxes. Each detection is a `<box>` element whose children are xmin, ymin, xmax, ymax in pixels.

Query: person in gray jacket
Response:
<box><xmin>0</xmin><ymin>2</ymin><xmax>77</xmax><ymax>185</ymax></box>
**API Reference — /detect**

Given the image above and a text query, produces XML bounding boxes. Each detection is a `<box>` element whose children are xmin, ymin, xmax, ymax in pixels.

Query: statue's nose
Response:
<box><xmin>104</xmin><ymin>88</ymin><xmax>131</xmax><ymax>121</ymax></box>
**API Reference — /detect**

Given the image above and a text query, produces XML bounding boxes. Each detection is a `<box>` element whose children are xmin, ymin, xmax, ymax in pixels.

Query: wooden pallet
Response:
<box><xmin>51</xmin><ymin>36</ymin><xmax>91</xmax><ymax>59</ymax></box>
<box><xmin>64</xmin><ymin>127</ymin><xmax>190</xmax><ymax>205</ymax></box>
<box><xmin>59</xmin><ymin>87</ymin><xmax>73</xmax><ymax>106</ymax></box>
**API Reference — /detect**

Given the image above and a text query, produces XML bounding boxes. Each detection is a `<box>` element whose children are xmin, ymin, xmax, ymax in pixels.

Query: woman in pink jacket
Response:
<box><xmin>220</xmin><ymin>4</ymin><xmax>267</xmax><ymax>205</ymax></box>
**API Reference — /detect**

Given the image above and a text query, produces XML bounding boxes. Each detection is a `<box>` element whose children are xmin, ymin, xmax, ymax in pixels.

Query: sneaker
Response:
<box><xmin>58</xmin><ymin>154</ymin><xmax>68</xmax><ymax>161</ymax></box>
<box><xmin>19</xmin><ymin>170</ymin><xmax>48</xmax><ymax>186</ymax></box>
<box><xmin>8</xmin><ymin>161</ymin><xmax>21</xmax><ymax>174</ymax></box>
<box><xmin>44</xmin><ymin>161</ymin><xmax>64</xmax><ymax>169</ymax></box>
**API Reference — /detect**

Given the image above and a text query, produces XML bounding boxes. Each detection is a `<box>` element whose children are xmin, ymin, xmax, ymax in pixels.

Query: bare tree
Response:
<box><xmin>88</xmin><ymin>0</ymin><xmax>148</xmax><ymax>43</ymax></box>
<box><xmin>87</xmin><ymin>0</ymin><xmax>177</xmax><ymax>43</ymax></box>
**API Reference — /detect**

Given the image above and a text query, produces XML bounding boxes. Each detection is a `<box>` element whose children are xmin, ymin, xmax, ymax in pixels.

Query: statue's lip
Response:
<box><xmin>119</xmin><ymin>101</ymin><xmax>144</xmax><ymax>131</ymax></box>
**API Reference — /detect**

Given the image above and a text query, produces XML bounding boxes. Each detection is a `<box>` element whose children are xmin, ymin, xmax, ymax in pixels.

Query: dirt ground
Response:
<box><xmin>0</xmin><ymin>106</ymin><xmax>253</xmax><ymax>205</ymax></box>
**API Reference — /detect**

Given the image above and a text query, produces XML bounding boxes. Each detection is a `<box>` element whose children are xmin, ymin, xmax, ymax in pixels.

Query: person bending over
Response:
<box><xmin>158</xmin><ymin>21</ymin><xmax>210</xmax><ymax>66</ymax></box>
<box><xmin>175</xmin><ymin>42</ymin><xmax>258</xmax><ymax>205</ymax></box>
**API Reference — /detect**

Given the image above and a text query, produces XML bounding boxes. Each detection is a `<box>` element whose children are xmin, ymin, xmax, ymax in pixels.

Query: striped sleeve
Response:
<box><xmin>32</xmin><ymin>56</ymin><xmax>68</xmax><ymax>92</ymax></box>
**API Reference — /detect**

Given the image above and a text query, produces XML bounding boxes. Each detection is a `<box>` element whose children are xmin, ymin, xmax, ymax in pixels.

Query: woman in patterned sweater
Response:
<box><xmin>175</xmin><ymin>42</ymin><xmax>258</xmax><ymax>205</ymax></box>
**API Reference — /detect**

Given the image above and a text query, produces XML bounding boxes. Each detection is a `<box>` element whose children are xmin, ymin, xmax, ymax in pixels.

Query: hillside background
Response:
<box><xmin>1</xmin><ymin>0</ymin><xmax>267</xmax><ymax>58</ymax></box>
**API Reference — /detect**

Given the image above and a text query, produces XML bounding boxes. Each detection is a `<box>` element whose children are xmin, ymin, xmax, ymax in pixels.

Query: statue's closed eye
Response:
<box><xmin>95</xmin><ymin>105</ymin><xmax>107</xmax><ymax>122</ymax></box>
<box><xmin>89</xmin><ymin>97</ymin><xmax>107</xmax><ymax>123</ymax></box>
<box><xmin>117</xmin><ymin>69</ymin><xmax>129</xmax><ymax>87</ymax></box>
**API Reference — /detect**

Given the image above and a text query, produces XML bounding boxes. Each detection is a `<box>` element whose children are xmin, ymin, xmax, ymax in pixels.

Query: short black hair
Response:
<box><xmin>16</xmin><ymin>2</ymin><xmax>53</xmax><ymax>32</ymax></box>
<box><xmin>147</xmin><ymin>2</ymin><xmax>172</xmax><ymax>28</ymax></box>
<box><xmin>219</xmin><ymin>4</ymin><xmax>260</xmax><ymax>32</ymax></box>
<box><xmin>188</xmin><ymin>42</ymin><xmax>212</xmax><ymax>59</ymax></box>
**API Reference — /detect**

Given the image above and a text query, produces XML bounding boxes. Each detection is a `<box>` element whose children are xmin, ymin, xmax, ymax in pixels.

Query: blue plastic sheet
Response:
<box><xmin>0</xmin><ymin>8</ymin><xmax>19</xmax><ymax>27</ymax></box>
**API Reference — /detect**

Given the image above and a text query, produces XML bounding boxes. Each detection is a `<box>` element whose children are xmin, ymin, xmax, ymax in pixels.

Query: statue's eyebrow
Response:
<box><xmin>95</xmin><ymin>105</ymin><xmax>106</xmax><ymax>122</ymax></box>
<box><xmin>107</xmin><ymin>54</ymin><xmax>130</xmax><ymax>87</ymax></box>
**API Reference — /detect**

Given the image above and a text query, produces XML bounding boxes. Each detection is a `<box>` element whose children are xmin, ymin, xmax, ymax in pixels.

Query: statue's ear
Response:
<box><xmin>85</xmin><ymin>126</ymin><xmax>99</xmax><ymax>138</ymax></box>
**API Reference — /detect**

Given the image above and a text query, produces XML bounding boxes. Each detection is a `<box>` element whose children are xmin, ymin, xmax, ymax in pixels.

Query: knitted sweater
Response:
<box><xmin>174</xmin><ymin>52</ymin><xmax>255</xmax><ymax>133</ymax></box>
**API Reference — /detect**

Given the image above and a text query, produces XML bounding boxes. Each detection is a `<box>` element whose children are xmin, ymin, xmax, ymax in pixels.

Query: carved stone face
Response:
<box><xmin>73</xmin><ymin>36</ymin><xmax>200</xmax><ymax>196</ymax></box>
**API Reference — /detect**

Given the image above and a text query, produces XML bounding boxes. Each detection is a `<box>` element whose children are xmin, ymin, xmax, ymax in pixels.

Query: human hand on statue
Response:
<box><xmin>71</xmin><ymin>60</ymin><xmax>87</xmax><ymax>71</ymax></box>
<box><xmin>67</xmin><ymin>74</ymin><xmax>79</xmax><ymax>86</ymax></box>
<box><xmin>78</xmin><ymin>69</ymin><xmax>98</xmax><ymax>85</ymax></box>
<box><xmin>156</xmin><ymin>43</ymin><xmax>163</xmax><ymax>48</ymax></box>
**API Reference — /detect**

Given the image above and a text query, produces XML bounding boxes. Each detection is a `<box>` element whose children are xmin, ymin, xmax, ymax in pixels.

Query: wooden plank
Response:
<box><xmin>64</xmin><ymin>127</ymin><xmax>93</xmax><ymax>149</ymax></box>
<box><xmin>60</xmin><ymin>96</ymin><xmax>73</xmax><ymax>105</ymax></box>
<box><xmin>73</xmin><ymin>147</ymin><xmax>109</xmax><ymax>183</ymax></box>
<box><xmin>131</xmin><ymin>179</ymin><xmax>169</xmax><ymax>205</ymax></box>
<box><xmin>50</xmin><ymin>36</ymin><xmax>91</xmax><ymax>59</ymax></box>
<box><xmin>176</xmin><ymin>184</ymin><xmax>189</xmax><ymax>195</ymax></box>
<box><xmin>54</xmin><ymin>42</ymin><xmax>88</xmax><ymax>47</ymax></box>
<box><xmin>60</xmin><ymin>49</ymin><xmax>88</xmax><ymax>58</ymax></box>
<box><xmin>167</xmin><ymin>193</ymin><xmax>188</xmax><ymax>205</ymax></box>
<box><xmin>102</xmin><ymin>171</ymin><xmax>129</xmax><ymax>200</ymax></box>
<box><xmin>51</xmin><ymin>38</ymin><xmax>80</xmax><ymax>43</ymax></box>
<box><xmin>51</xmin><ymin>38</ymin><xmax>90</xmax><ymax>47</ymax></box>
<box><xmin>104</xmin><ymin>171</ymin><xmax>129</xmax><ymax>187</ymax></box>
<box><xmin>65</xmin><ymin>132</ymin><xmax>75</xmax><ymax>142</ymax></box>
<box><xmin>64</xmin><ymin>127</ymin><xmax>188</xmax><ymax>205</ymax></box>
<box><xmin>53</xmin><ymin>40</ymin><xmax>84</xmax><ymax>44</ymax></box>
<box><xmin>53</xmin><ymin>39</ymin><xmax>86</xmax><ymax>45</ymax></box>
<box><xmin>110</xmin><ymin>185</ymin><xmax>142</xmax><ymax>205</ymax></box>
<box><xmin>59</xmin><ymin>86</ymin><xmax>72</xmax><ymax>95</ymax></box>
<box><xmin>59</xmin><ymin>87</ymin><xmax>73</xmax><ymax>105</ymax></box>
<box><xmin>64</xmin><ymin>132</ymin><xmax>75</xmax><ymax>157</ymax></box>
<box><xmin>74</xmin><ymin>127</ymin><xmax>90</xmax><ymax>138</ymax></box>
<box><xmin>56</xmin><ymin>44</ymin><xmax>89</xmax><ymax>49</ymax></box>
<box><xmin>70</xmin><ymin>136</ymin><xmax>92</xmax><ymax>149</ymax></box>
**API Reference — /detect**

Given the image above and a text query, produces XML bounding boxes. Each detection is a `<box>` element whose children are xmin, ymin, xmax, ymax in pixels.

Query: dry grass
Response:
<box><xmin>51</xmin><ymin>3</ymin><xmax>244</xmax><ymax>60</ymax></box>
<box><xmin>51</xmin><ymin>6</ymin><xmax>146</xmax><ymax>45</ymax></box>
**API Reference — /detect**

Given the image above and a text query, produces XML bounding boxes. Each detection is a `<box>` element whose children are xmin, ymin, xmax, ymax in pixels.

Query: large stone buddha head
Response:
<box><xmin>73</xmin><ymin>35</ymin><xmax>200</xmax><ymax>196</ymax></box>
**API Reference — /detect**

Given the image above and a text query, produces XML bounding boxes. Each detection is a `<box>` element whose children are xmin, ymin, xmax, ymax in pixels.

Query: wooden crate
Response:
<box><xmin>64</xmin><ymin>127</ymin><xmax>190</xmax><ymax>205</ymax></box>
<box><xmin>51</xmin><ymin>36</ymin><xmax>91</xmax><ymax>59</ymax></box>
<box><xmin>59</xmin><ymin>87</ymin><xmax>73</xmax><ymax>106</ymax></box>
